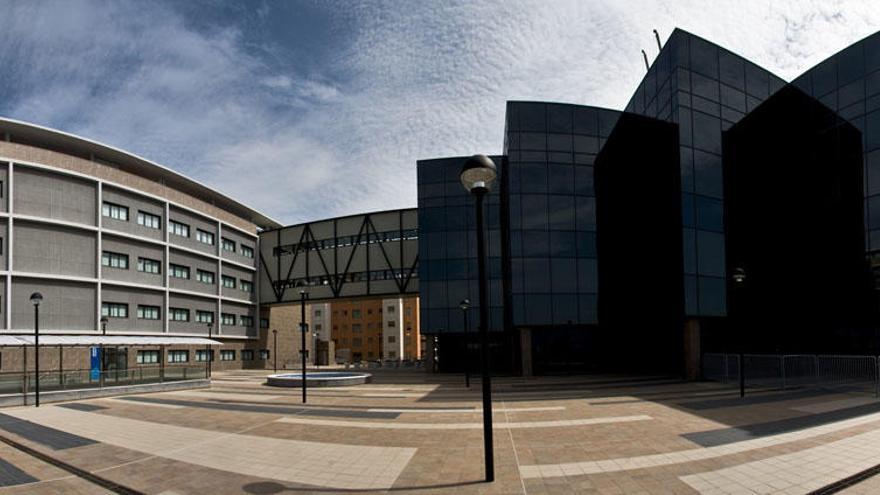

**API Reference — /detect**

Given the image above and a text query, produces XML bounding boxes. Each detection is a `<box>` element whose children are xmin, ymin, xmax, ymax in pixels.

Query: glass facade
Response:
<box><xmin>792</xmin><ymin>30</ymin><xmax>880</xmax><ymax>292</ymax></box>
<box><xmin>624</xmin><ymin>29</ymin><xmax>786</xmax><ymax>316</ymax></box>
<box><xmin>417</xmin><ymin>156</ymin><xmax>504</xmax><ymax>334</ymax></box>
<box><xmin>504</xmin><ymin>102</ymin><xmax>618</xmax><ymax>326</ymax></box>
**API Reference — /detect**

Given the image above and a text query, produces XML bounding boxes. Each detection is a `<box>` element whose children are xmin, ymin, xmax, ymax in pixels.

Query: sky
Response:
<box><xmin>0</xmin><ymin>0</ymin><xmax>878</xmax><ymax>225</ymax></box>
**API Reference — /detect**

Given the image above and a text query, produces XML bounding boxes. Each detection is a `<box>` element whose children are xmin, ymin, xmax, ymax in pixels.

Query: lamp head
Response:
<box><xmin>733</xmin><ymin>267</ymin><xmax>746</xmax><ymax>284</ymax></box>
<box><xmin>100</xmin><ymin>316</ymin><xmax>109</xmax><ymax>325</ymax></box>
<box><xmin>459</xmin><ymin>298</ymin><xmax>471</xmax><ymax>311</ymax></box>
<box><xmin>29</xmin><ymin>292</ymin><xmax>43</xmax><ymax>307</ymax></box>
<box><xmin>460</xmin><ymin>155</ymin><xmax>497</xmax><ymax>193</ymax></box>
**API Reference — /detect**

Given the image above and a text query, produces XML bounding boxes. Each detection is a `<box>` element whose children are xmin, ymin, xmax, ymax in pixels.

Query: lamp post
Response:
<box><xmin>206</xmin><ymin>323</ymin><xmax>213</xmax><ymax>379</ymax></box>
<box><xmin>272</xmin><ymin>329</ymin><xmax>278</xmax><ymax>373</ymax></box>
<box><xmin>460</xmin><ymin>154</ymin><xmax>496</xmax><ymax>483</ymax></box>
<box><xmin>733</xmin><ymin>267</ymin><xmax>746</xmax><ymax>398</ymax></box>
<box><xmin>100</xmin><ymin>315</ymin><xmax>108</xmax><ymax>388</ymax></box>
<box><xmin>460</xmin><ymin>298</ymin><xmax>471</xmax><ymax>388</ymax></box>
<box><xmin>300</xmin><ymin>289</ymin><xmax>309</xmax><ymax>403</ymax></box>
<box><xmin>30</xmin><ymin>292</ymin><xmax>43</xmax><ymax>408</ymax></box>
<box><xmin>313</xmin><ymin>330</ymin><xmax>319</xmax><ymax>367</ymax></box>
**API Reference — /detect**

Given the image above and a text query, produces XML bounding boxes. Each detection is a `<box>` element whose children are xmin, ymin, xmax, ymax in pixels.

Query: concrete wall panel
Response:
<box><xmin>14</xmin><ymin>221</ymin><xmax>96</xmax><ymax>277</ymax></box>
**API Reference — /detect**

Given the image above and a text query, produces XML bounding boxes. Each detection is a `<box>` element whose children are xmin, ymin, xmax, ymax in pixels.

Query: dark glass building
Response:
<box><xmin>417</xmin><ymin>28</ymin><xmax>880</xmax><ymax>376</ymax></box>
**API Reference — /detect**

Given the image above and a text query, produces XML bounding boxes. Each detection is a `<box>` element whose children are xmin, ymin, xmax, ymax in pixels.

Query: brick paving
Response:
<box><xmin>1</xmin><ymin>369</ymin><xmax>880</xmax><ymax>493</ymax></box>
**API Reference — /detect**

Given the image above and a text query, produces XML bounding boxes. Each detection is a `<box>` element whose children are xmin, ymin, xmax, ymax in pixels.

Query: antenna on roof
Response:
<box><xmin>653</xmin><ymin>29</ymin><xmax>662</xmax><ymax>51</ymax></box>
<box><xmin>641</xmin><ymin>49</ymin><xmax>650</xmax><ymax>71</ymax></box>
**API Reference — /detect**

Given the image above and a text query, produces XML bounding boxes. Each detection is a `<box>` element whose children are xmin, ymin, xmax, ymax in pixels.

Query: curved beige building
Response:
<box><xmin>0</xmin><ymin>117</ymin><xmax>281</xmax><ymax>372</ymax></box>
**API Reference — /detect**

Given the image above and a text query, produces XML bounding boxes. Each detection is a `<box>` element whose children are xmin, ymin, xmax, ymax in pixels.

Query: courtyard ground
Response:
<box><xmin>1</xmin><ymin>369</ymin><xmax>880</xmax><ymax>494</ymax></box>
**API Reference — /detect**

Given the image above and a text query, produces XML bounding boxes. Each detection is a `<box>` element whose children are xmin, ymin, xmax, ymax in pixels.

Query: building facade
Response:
<box><xmin>417</xmin><ymin>28</ymin><xmax>880</xmax><ymax>376</ymax></box>
<box><xmin>2</xmin><ymin>27</ymin><xmax>879</xmax><ymax>379</ymax></box>
<box><xmin>0</xmin><ymin>118</ymin><xmax>279</xmax><ymax>374</ymax></box>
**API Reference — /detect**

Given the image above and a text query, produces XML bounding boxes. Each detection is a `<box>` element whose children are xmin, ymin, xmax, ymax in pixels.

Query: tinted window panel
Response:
<box><xmin>692</xmin><ymin>112</ymin><xmax>722</xmax><ymax>152</ymax></box>
<box><xmin>548</xmin><ymin>165</ymin><xmax>575</xmax><ymax>194</ymax></box>
<box><xmin>521</xmin><ymin>195</ymin><xmax>549</xmax><ymax>229</ymax></box>
<box><xmin>697</xmin><ymin>230</ymin><xmax>725</xmax><ymax>277</ymax></box>
<box><xmin>694</xmin><ymin>150</ymin><xmax>723</xmax><ymax>199</ymax></box>
<box><xmin>548</xmin><ymin>196</ymin><xmax>576</xmax><ymax>230</ymax></box>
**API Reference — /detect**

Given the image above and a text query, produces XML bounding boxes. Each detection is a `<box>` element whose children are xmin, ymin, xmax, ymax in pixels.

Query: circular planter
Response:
<box><xmin>266</xmin><ymin>371</ymin><xmax>372</xmax><ymax>388</ymax></box>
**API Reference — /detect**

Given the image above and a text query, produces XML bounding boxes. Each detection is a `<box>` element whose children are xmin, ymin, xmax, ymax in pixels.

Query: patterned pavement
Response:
<box><xmin>1</xmin><ymin>370</ymin><xmax>880</xmax><ymax>493</ymax></box>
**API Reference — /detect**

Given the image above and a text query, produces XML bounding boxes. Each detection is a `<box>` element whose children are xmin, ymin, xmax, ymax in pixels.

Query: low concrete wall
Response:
<box><xmin>0</xmin><ymin>379</ymin><xmax>210</xmax><ymax>407</ymax></box>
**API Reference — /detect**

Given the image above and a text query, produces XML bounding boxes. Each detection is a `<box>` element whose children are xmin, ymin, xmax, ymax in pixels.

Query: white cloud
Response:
<box><xmin>0</xmin><ymin>0</ymin><xmax>878</xmax><ymax>225</ymax></box>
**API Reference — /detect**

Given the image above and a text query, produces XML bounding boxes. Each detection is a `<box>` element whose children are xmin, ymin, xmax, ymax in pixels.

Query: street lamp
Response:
<box><xmin>460</xmin><ymin>154</ymin><xmax>496</xmax><ymax>483</ymax></box>
<box><xmin>206</xmin><ymin>322</ymin><xmax>213</xmax><ymax>379</ymax></box>
<box><xmin>459</xmin><ymin>298</ymin><xmax>471</xmax><ymax>388</ymax></box>
<box><xmin>100</xmin><ymin>315</ymin><xmax>108</xmax><ymax>388</ymax></box>
<box><xmin>313</xmin><ymin>329</ymin><xmax>319</xmax><ymax>368</ymax></box>
<box><xmin>272</xmin><ymin>329</ymin><xmax>278</xmax><ymax>373</ymax></box>
<box><xmin>300</xmin><ymin>289</ymin><xmax>309</xmax><ymax>403</ymax></box>
<box><xmin>30</xmin><ymin>292</ymin><xmax>43</xmax><ymax>408</ymax></box>
<box><xmin>733</xmin><ymin>267</ymin><xmax>746</xmax><ymax>398</ymax></box>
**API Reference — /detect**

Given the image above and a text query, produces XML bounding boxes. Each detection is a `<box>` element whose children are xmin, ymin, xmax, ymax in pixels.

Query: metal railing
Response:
<box><xmin>0</xmin><ymin>366</ymin><xmax>206</xmax><ymax>397</ymax></box>
<box><xmin>703</xmin><ymin>353</ymin><xmax>880</xmax><ymax>396</ymax></box>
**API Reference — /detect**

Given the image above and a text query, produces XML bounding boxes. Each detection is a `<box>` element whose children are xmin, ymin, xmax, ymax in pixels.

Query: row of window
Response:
<box><xmin>136</xmin><ymin>349</ymin><xmax>269</xmax><ymax>364</ymax></box>
<box><xmin>101</xmin><ymin>303</ymin><xmax>254</xmax><ymax>326</ymax></box>
<box><xmin>273</xmin><ymin>228</ymin><xmax>418</xmax><ymax>257</ymax></box>
<box><xmin>102</xmin><ymin>201</ymin><xmax>254</xmax><ymax>258</ymax></box>
<box><xmin>273</xmin><ymin>268</ymin><xmax>417</xmax><ymax>291</ymax></box>
<box><xmin>101</xmin><ymin>252</ymin><xmax>252</xmax><ymax>292</ymax></box>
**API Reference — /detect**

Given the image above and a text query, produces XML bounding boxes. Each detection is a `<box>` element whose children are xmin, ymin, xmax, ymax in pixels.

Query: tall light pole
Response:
<box><xmin>100</xmin><ymin>315</ymin><xmax>108</xmax><ymax>388</ymax></box>
<box><xmin>460</xmin><ymin>154</ymin><xmax>496</xmax><ymax>483</ymax></box>
<box><xmin>30</xmin><ymin>292</ymin><xmax>43</xmax><ymax>408</ymax></box>
<box><xmin>460</xmin><ymin>299</ymin><xmax>471</xmax><ymax>388</ymax></box>
<box><xmin>300</xmin><ymin>289</ymin><xmax>309</xmax><ymax>403</ymax></box>
<box><xmin>206</xmin><ymin>322</ymin><xmax>213</xmax><ymax>378</ymax></box>
<box><xmin>272</xmin><ymin>329</ymin><xmax>278</xmax><ymax>373</ymax></box>
<box><xmin>733</xmin><ymin>267</ymin><xmax>746</xmax><ymax>398</ymax></box>
<box><xmin>313</xmin><ymin>329</ymin><xmax>319</xmax><ymax>367</ymax></box>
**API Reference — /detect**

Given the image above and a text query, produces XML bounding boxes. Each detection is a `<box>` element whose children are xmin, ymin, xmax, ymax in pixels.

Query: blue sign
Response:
<box><xmin>90</xmin><ymin>347</ymin><xmax>101</xmax><ymax>381</ymax></box>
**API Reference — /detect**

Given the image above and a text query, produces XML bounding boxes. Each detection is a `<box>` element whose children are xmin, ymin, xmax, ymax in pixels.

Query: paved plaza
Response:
<box><xmin>2</xmin><ymin>371</ymin><xmax>880</xmax><ymax>493</ymax></box>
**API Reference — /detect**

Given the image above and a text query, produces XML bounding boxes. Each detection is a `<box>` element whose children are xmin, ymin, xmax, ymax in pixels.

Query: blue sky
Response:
<box><xmin>1</xmin><ymin>1</ymin><xmax>878</xmax><ymax>225</ymax></box>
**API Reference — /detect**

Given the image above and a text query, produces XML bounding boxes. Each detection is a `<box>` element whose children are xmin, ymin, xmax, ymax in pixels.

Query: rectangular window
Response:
<box><xmin>352</xmin><ymin>324</ymin><xmax>362</xmax><ymax>333</ymax></box>
<box><xmin>137</xmin><ymin>305</ymin><xmax>160</xmax><ymax>320</ymax></box>
<box><xmin>222</xmin><ymin>276</ymin><xmax>236</xmax><ymax>289</ymax></box>
<box><xmin>240</xmin><ymin>245</ymin><xmax>254</xmax><ymax>258</ymax></box>
<box><xmin>169</xmin><ymin>308</ymin><xmax>189</xmax><ymax>322</ymax></box>
<box><xmin>196</xmin><ymin>270</ymin><xmax>215</xmax><ymax>284</ymax></box>
<box><xmin>352</xmin><ymin>338</ymin><xmax>362</xmax><ymax>347</ymax></box>
<box><xmin>168</xmin><ymin>350</ymin><xmax>188</xmax><ymax>363</ymax></box>
<box><xmin>220</xmin><ymin>350</ymin><xmax>235</xmax><ymax>361</ymax></box>
<box><xmin>196</xmin><ymin>229</ymin><xmax>215</xmax><ymax>245</ymax></box>
<box><xmin>196</xmin><ymin>310</ymin><xmax>214</xmax><ymax>324</ymax></box>
<box><xmin>137</xmin><ymin>257</ymin><xmax>161</xmax><ymax>274</ymax></box>
<box><xmin>352</xmin><ymin>309</ymin><xmax>362</xmax><ymax>319</ymax></box>
<box><xmin>222</xmin><ymin>313</ymin><xmax>236</xmax><ymax>326</ymax></box>
<box><xmin>102</xmin><ymin>201</ymin><xmax>128</xmax><ymax>221</ymax></box>
<box><xmin>387</xmin><ymin>320</ymin><xmax>396</xmax><ymax>327</ymax></box>
<box><xmin>260</xmin><ymin>318</ymin><xmax>269</xmax><ymax>329</ymax></box>
<box><xmin>168</xmin><ymin>220</ymin><xmax>190</xmax><ymax>238</ymax></box>
<box><xmin>259</xmin><ymin>349</ymin><xmax>270</xmax><ymax>360</ymax></box>
<box><xmin>314</xmin><ymin>309</ymin><xmax>322</xmax><ymax>317</ymax></box>
<box><xmin>241</xmin><ymin>350</ymin><xmax>254</xmax><ymax>361</ymax></box>
<box><xmin>387</xmin><ymin>306</ymin><xmax>395</xmax><ymax>313</ymax></box>
<box><xmin>136</xmin><ymin>350</ymin><xmax>159</xmax><ymax>364</ymax></box>
<box><xmin>240</xmin><ymin>280</ymin><xmax>253</xmax><ymax>293</ymax></box>
<box><xmin>195</xmin><ymin>350</ymin><xmax>214</xmax><ymax>362</ymax></box>
<box><xmin>101</xmin><ymin>302</ymin><xmax>128</xmax><ymax>318</ymax></box>
<box><xmin>388</xmin><ymin>335</ymin><xmax>396</xmax><ymax>343</ymax></box>
<box><xmin>239</xmin><ymin>316</ymin><xmax>254</xmax><ymax>327</ymax></box>
<box><xmin>169</xmin><ymin>264</ymin><xmax>190</xmax><ymax>279</ymax></box>
<box><xmin>137</xmin><ymin>211</ymin><xmax>161</xmax><ymax>229</ymax></box>
<box><xmin>222</xmin><ymin>238</ymin><xmax>236</xmax><ymax>252</ymax></box>
<box><xmin>102</xmin><ymin>251</ymin><xmax>129</xmax><ymax>269</ymax></box>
